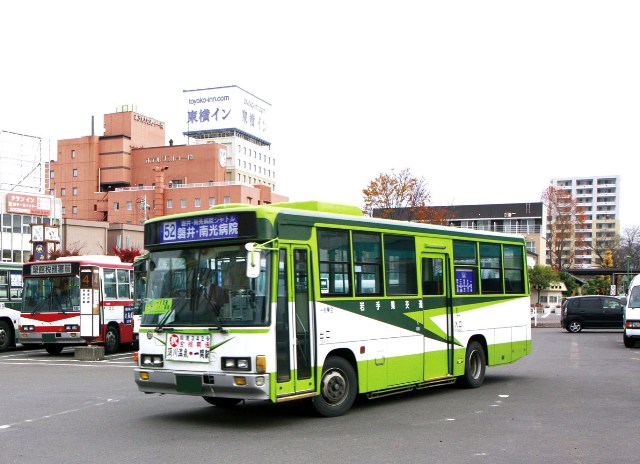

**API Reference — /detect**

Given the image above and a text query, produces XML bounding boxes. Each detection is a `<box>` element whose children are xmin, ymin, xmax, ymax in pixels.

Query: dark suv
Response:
<box><xmin>561</xmin><ymin>296</ymin><xmax>624</xmax><ymax>333</ymax></box>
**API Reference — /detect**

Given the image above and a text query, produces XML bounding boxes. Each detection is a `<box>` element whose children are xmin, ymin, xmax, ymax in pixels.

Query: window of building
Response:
<box><xmin>22</xmin><ymin>216</ymin><xmax>31</xmax><ymax>234</ymax></box>
<box><xmin>73</xmin><ymin>169</ymin><xmax>78</xmax><ymax>177</ymax></box>
<box><xmin>72</xmin><ymin>187</ymin><xmax>78</xmax><ymax>196</ymax></box>
<box><xmin>224</xmin><ymin>196</ymin><xmax>231</xmax><ymax>204</ymax></box>
<box><xmin>49</xmin><ymin>189</ymin><xmax>54</xmax><ymax>196</ymax></box>
<box><xmin>61</xmin><ymin>207</ymin><xmax>66</xmax><ymax>215</ymax></box>
<box><xmin>71</xmin><ymin>149</ymin><xmax>76</xmax><ymax>159</ymax></box>
<box><xmin>209</xmin><ymin>197</ymin><xmax>216</xmax><ymax>207</ymax></box>
<box><xmin>180</xmin><ymin>199</ymin><xmax>186</xmax><ymax>208</ymax></box>
<box><xmin>127</xmin><ymin>201</ymin><xmax>133</xmax><ymax>210</ymax></box>
<box><xmin>195</xmin><ymin>198</ymin><xmax>201</xmax><ymax>207</ymax></box>
<box><xmin>11</xmin><ymin>215</ymin><xmax>21</xmax><ymax>233</ymax></box>
<box><xmin>167</xmin><ymin>199</ymin><xmax>173</xmax><ymax>208</ymax></box>
<box><xmin>114</xmin><ymin>202</ymin><xmax>120</xmax><ymax>211</ymax></box>
<box><xmin>526</xmin><ymin>241</ymin><xmax>536</xmax><ymax>254</ymax></box>
<box><xmin>61</xmin><ymin>188</ymin><xmax>66</xmax><ymax>196</ymax></box>
<box><xmin>50</xmin><ymin>171</ymin><xmax>55</xmax><ymax>179</ymax></box>
<box><xmin>72</xmin><ymin>206</ymin><xmax>78</xmax><ymax>214</ymax></box>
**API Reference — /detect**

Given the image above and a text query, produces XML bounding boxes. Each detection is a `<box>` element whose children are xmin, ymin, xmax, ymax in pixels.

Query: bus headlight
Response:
<box><xmin>64</xmin><ymin>324</ymin><xmax>79</xmax><ymax>331</ymax></box>
<box><xmin>21</xmin><ymin>325</ymin><xmax>35</xmax><ymax>332</ymax></box>
<box><xmin>140</xmin><ymin>354</ymin><xmax>164</xmax><ymax>367</ymax></box>
<box><xmin>221</xmin><ymin>357</ymin><xmax>251</xmax><ymax>371</ymax></box>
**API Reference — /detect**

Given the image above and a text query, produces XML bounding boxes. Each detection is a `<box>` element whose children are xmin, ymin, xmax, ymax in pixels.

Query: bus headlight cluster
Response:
<box><xmin>221</xmin><ymin>357</ymin><xmax>251</xmax><ymax>371</ymax></box>
<box><xmin>21</xmin><ymin>325</ymin><xmax>35</xmax><ymax>332</ymax></box>
<box><xmin>140</xmin><ymin>354</ymin><xmax>164</xmax><ymax>367</ymax></box>
<box><xmin>64</xmin><ymin>324</ymin><xmax>79</xmax><ymax>331</ymax></box>
<box><xmin>625</xmin><ymin>321</ymin><xmax>640</xmax><ymax>328</ymax></box>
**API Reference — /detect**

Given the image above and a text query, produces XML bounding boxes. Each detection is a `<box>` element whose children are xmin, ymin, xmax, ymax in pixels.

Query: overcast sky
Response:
<box><xmin>2</xmin><ymin>1</ymin><xmax>639</xmax><ymax>228</ymax></box>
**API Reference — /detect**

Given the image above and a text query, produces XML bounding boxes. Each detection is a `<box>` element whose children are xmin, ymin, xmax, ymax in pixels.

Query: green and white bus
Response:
<box><xmin>134</xmin><ymin>201</ymin><xmax>531</xmax><ymax>416</ymax></box>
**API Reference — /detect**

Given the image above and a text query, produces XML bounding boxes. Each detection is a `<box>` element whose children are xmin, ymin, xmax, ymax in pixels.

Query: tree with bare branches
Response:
<box><xmin>541</xmin><ymin>185</ymin><xmax>588</xmax><ymax>270</ymax></box>
<box><xmin>362</xmin><ymin>168</ymin><xmax>449</xmax><ymax>224</ymax></box>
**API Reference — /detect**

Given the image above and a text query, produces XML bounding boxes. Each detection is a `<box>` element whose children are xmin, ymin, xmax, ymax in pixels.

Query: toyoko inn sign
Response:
<box><xmin>184</xmin><ymin>85</ymin><xmax>271</xmax><ymax>144</ymax></box>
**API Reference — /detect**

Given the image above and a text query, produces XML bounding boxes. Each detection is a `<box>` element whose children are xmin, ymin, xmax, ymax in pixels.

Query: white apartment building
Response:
<box><xmin>184</xmin><ymin>85</ymin><xmax>278</xmax><ymax>192</ymax></box>
<box><xmin>550</xmin><ymin>175</ymin><xmax>620</xmax><ymax>268</ymax></box>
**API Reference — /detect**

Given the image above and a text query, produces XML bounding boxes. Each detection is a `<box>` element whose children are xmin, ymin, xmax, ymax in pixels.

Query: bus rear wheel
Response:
<box><xmin>104</xmin><ymin>325</ymin><xmax>120</xmax><ymax>354</ymax></box>
<box><xmin>459</xmin><ymin>341</ymin><xmax>486</xmax><ymax>389</ymax></box>
<box><xmin>312</xmin><ymin>356</ymin><xmax>357</xmax><ymax>417</ymax></box>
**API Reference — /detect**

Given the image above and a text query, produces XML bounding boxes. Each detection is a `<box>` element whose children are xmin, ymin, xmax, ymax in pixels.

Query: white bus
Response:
<box><xmin>20</xmin><ymin>255</ymin><xmax>134</xmax><ymax>354</ymax></box>
<box><xmin>134</xmin><ymin>202</ymin><xmax>531</xmax><ymax>416</ymax></box>
<box><xmin>0</xmin><ymin>262</ymin><xmax>23</xmax><ymax>352</ymax></box>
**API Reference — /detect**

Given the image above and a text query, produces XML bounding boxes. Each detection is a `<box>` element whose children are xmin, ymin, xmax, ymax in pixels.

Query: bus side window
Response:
<box><xmin>117</xmin><ymin>269</ymin><xmax>130</xmax><ymax>299</ymax></box>
<box><xmin>103</xmin><ymin>269</ymin><xmax>117</xmax><ymax>299</ymax></box>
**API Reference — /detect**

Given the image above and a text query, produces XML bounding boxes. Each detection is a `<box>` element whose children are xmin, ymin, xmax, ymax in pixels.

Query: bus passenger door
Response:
<box><xmin>275</xmin><ymin>246</ymin><xmax>316</xmax><ymax>399</ymax></box>
<box><xmin>421</xmin><ymin>253</ymin><xmax>454</xmax><ymax>380</ymax></box>
<box><xmin>80</xmin><ymin>267</ymin><xmax>101</xmax><ymax>340</ymax></box>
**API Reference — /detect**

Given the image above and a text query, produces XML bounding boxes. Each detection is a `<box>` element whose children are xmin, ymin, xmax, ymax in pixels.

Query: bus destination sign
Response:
<box><xmin>29</xmin><ymin>263</ymin><xmax>73</xmax><ymax>275</ymax></box>
<box><xmin>160</xmin><ymin>213</ymin><xmax>239</xmax><ymax>244</ymax></box>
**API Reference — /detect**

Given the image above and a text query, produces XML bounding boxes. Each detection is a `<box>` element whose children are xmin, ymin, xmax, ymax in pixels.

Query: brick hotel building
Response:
<box><xmin>47</xmin><ymin>87</ymin><xmax>287</xmax><ymax>251</ymax></box>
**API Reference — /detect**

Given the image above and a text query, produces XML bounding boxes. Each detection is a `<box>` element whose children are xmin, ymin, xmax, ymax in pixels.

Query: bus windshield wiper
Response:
<box><xmin>154</xmin><ymin>308</ymin><xmax>175</xmax><ymax>332</ymax></box>
<box><xmin>198</xmin><ymin>285</ymin><xmax>226</xmax><ymax>332</ymax></box>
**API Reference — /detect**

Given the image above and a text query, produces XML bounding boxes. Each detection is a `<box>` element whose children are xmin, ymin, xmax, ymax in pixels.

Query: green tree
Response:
<box><xmin>529</xmin><ymin>264</ymin><xmax>558</xmax><ymax>304</ymax></box>
<box><xmin>558</xmin><ymin>271</ymin><xmax>581</xmax><ymax>296</ymax></box>
<box><xmin>582</xmin><ymin>275</ymin><xmax>611</xmax><ymax>295</ymax></box>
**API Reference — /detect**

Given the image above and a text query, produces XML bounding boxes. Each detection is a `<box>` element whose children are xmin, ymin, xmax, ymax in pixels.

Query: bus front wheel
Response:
<box><xmin>459</xmin><ymin>341</ymin><xmax>486</xmax><ymax>389</ymax></box>
<box><xmin>44</xmin><ymin>344</ymin><xmax>64</xmax><ymax>355</ymax></box>
<box><xmin>104</xmin><ymin>325</ymin><xmax>120</xmax><ymax>354</ymax></box>
<box><xmin>312</xmin><ymin>356</ymin><xmax>357</xmax><ymax>417</ymax></box>
<box><xmin>0</xmin><ymin>320</ymin><xmax>12</xmax><ymax>352</ymax></box>
<box><xmin>203</xmin><ymin>397</ymin><xmax>242</xmax><ymax>408</ymax></box>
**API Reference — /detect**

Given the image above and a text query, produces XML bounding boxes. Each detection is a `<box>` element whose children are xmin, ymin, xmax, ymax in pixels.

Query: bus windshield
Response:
<box><xmin>142</xmin><ymin>245</ymin><xmax>270</xmax><ymax>327</ymax></box>
<box><xmin>22</xmin><ymin>276</ymin><xmax>81</xmax><ymax>313</ymax></box>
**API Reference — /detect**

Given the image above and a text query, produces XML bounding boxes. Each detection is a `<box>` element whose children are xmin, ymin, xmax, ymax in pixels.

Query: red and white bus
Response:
<box><xmin>19</xmin><ymin>255</ymin><xmax>134</xmax><ymax>354</ymax></box>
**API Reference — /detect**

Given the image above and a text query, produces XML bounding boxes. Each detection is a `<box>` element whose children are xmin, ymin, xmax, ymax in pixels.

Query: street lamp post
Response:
<box><xmin>627</xmin><ymin>255</ymin><xmax>631</xmax><ymax>294</ymax></box>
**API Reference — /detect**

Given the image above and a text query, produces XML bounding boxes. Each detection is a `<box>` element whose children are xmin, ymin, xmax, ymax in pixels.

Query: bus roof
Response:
<box><xmin>143</xmin><ymin>200</ymin><xmax>527</xmax><ymax>245</ymax></box>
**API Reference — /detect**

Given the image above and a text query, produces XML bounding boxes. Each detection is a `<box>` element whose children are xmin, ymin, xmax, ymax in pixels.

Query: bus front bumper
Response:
<box><xmin>134</xmin><ymin>368</ymin><xmax>271</xmax><ymax>400</ymax></box>
<box><xmin>20</xmin><ymin>332</ymin><xmax>85</xmax><ymax>345</ymax></box>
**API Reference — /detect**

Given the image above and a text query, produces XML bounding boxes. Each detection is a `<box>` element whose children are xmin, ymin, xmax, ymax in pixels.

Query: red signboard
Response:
<box><xmin>6</xmin><ymin>193</ymin><xmax>52</xmax><ymax>216</ymax></box>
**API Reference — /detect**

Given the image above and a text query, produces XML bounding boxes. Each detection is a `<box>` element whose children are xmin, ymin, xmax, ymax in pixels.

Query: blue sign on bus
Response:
<box><xmin>159</xmin><ymin>214</ymin><xmax>239</xmax><ymax>244</ymax></box>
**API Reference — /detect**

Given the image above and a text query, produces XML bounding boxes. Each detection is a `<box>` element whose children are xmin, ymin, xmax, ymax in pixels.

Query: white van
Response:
<box><xmin>0</xmin><ymin>301</ymin><xmax>21</xmax><ymax>352</ymax></box>
<box><xmin>623</xmin><ymin>274</ymin><xmax>640</xmax><ymax>348</ymax></box>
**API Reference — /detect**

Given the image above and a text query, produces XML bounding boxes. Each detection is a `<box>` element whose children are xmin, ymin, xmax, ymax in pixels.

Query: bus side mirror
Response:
<box><xmin>246</xmin><ymin>243</ymin><xmax>261</xmax><ymax>279</ymax></box>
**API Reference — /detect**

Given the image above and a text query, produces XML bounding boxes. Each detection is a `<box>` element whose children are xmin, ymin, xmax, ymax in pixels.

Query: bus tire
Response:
<box><xmin>623</xmin><ymin>333</ymin><xmax>635</xmax><ymax>348</ymax></box>
<box><xmin>44</xmin><ymin>344</ymin><xmax>64</xmax><ymax>355</ymax></box>
<box><xmin>312</xmin><ymin>356</ymin><xmax>357</xmax><ymax>417</ymax></box>
<box><xmin>203</xmin><ymin>397</ymin><xmax>242</xmax><ymax>408</ymax></box>
<box><xmin>459</xmin><ymin>341</ymin><xmax>486</xmax><ymax>389</ymax></box>
<box><xmin>0</xmin><ymin>320</ymin><xmax>12</xmax><ymax>352</ymax></box>
<box><xmin>104</xmin><ymin>325</ymin><xmax>120</xmax><ymax>354</ymax></box>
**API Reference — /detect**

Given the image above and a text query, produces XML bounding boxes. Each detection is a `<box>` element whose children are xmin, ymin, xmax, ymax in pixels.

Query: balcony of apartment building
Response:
<box><xmin>596</xmin><ymin>178</ymin><xmax>618</xmax><ymax>188</ymax></box>
<box><xmin>454</xmin><ymin>221</ymin><xmax>541</xmax><ymax>235</ymax></box>
<box><xmin>575</xmin><ymin>179</ymin><xmax>594</xmax><ymax>187</ymax></box>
